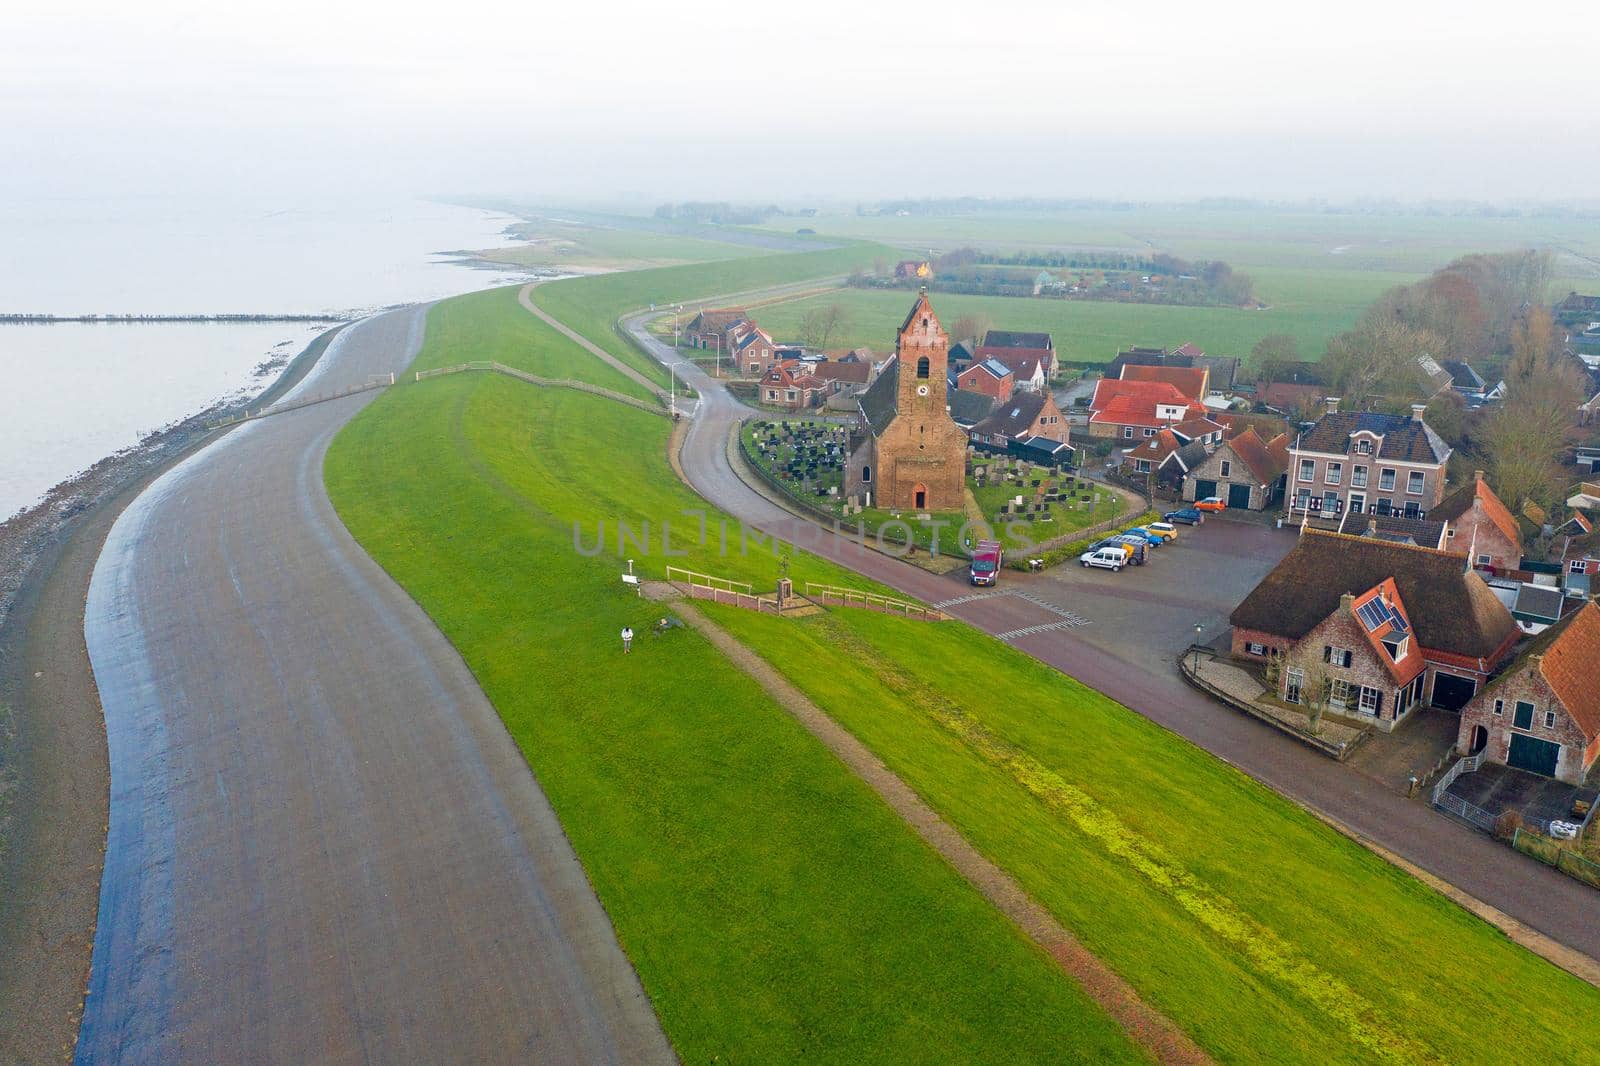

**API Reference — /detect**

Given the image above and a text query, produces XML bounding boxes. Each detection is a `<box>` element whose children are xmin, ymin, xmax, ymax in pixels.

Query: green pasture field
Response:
<box><xmin>527</xmin><ymin>242</ymin><xmax>898</xmax><ymax>388</ymax></box>
<box><xmin>699</xmin><ymin>603</ymin><xmax>1600</xmax><ymax>1065</ymax></box>
<box><xmin>327</xmin><ymin>364</ymin><xmax>1137</xmax><ymax>1062</ymax></box>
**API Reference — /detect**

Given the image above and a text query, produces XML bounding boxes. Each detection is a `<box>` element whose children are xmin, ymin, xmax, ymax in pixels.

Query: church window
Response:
<box><xmin>916</xmin><ymin>356</ymin><xmax>930</xmax><ymax>379</ymax></box>
<box><xmin>861</xmin><ymin>465</ymin><xmax>871</xmax><ymax>483</ymax></box>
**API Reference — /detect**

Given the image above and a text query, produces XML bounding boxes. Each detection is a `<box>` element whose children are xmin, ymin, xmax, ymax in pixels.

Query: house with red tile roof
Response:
<box><xmin>976</xmin><ymin>330</ymin><xmax>1056</xmax><ymax>381</ymax></box>
<box><xmin>1117</xmin><ymin>428</ymin><xmax>1206</xmax><ymax>490</ymax></box>
<box><xmin>979</xmin><ymin>350</ymin><xmax>1047</xmax><ymax>391</ymax></box>
<box><xmin>1456</xmin><ymin>601</ymin><xmax>1600</xmax><ymax>782</ymax></box>
<box><xmin>954</xmin><ymin>358</ymin><xmax>1015</xmax><ymax>402</ymax></box>
<box><xmin>1181</xmin><ymin>428</ymin><xmax>1290</xmax><ymax>510</ymax></box>
<box><xmin>1088</xmin><ymin>379</ymin><xmax>1208</xmax><ymax>441</ymax></box>
<box><xmin>1119</xmin><ymin>363</ymin><xmax>1209</xmax><ymax>401</ymax></box>
<box><xmin>760</xmin><ymin>360</ymin><xmax>827</xmax><ymax>411</ymax></box>
<box><xmin>1431</xmin><ymin>471</ymin><xmax>1524</xmax><ymax>573</ymax></box>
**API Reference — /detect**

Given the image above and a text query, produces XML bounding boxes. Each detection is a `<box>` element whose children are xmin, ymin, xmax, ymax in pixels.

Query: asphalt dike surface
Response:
<box><xmin>623</xmin><ymin>309</ymin><xmax>1600</xmax><ymax>969</ymax></box>
<box><xmin>77</xmin><ymin>306</ymin><xmax>671</xmax><ymax>1064</ymax></box>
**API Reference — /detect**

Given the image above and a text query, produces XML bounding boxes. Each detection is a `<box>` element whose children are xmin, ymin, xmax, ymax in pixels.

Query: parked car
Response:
<box><xmin>969</xmin><ymin>539</ymin><xmax>1003</xmax><ymax>586</ymax></box>
<box><xmin>1091</xmin><ymin>538</ymin><xmax>1135</xmax><ymax>559</ymax></box>
<box><xmin>1104</xmin><ymin>535</ymin><xmax>1149</xmax><ymax>564</ymax></box>
<box><xmin>1122</xmin><ymin>527</ymin><xmax>1168</xmax><ymax>546</ymax></box>
<box><xmin>1195</xmin><ymin>496</ymin><xmax>1228</xmax><ymax>513</ymax></box>
<box><xmin>1080</xmin><ymin>547</ymin><xmax>1126</xmax><ymax>571</ymax></box>
<box><xmin>1163</xmin><ymin>508</ymin><xmax>1202</xmax><ymax>525</ymax></box>
<box><xmin>1146</xmin><ymin>521</ymin><xmax>1180</xmax><ymax>540</ymax></box>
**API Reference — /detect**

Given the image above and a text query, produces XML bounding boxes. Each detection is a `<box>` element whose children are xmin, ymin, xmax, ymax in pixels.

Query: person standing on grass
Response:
<box><xmin>621</xmin><ymin>626</ymin><xmax>633</xmax><ymax>653</ymax></box>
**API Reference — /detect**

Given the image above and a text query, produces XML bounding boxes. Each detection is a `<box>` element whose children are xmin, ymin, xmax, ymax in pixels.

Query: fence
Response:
<box><xmin>208</xmin><ymin>374</ymin><xmax>394</xmax><ymax>428</ymax></box>
<box><xmin>417</xmin><ymin>362</ymin><xmax>669</xmax><ymax>417</ymax></box>
<box><xmin>665</xmin><ymin>566</ymin><xmax>782</xmax><ymax>613</ymax></box>
<box><xmin>803</xmin><ymin>582</ymin><xmax>942</xmax><ymax>620</ymax></box>
<box><xmin>1430</xmin><ymin>752</ymin><xmax>1483</xmax><ymax>805</ymax></box>
<box><xmin>1434</xmin><ymin>790</ymin><xmax>1498</xmax><ymax>834</ymax></box>
<box><xmin>1513</xmin><ymin>829</ymin><xmax>1600</xmax><ymax>890</ymax></box>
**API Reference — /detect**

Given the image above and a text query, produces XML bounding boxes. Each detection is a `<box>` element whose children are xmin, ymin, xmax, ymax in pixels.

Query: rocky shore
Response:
<box><xmin>0</xmin><ymin>323</ymin><xmax>344</xmax><ymax>1061</ymax></box>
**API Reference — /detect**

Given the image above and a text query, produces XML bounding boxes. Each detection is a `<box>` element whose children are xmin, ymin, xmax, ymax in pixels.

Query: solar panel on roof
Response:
<box><xmin>1357</xmin><ymin>600</ymin><xmax>1389</xmax><ymax>631</ymax></box>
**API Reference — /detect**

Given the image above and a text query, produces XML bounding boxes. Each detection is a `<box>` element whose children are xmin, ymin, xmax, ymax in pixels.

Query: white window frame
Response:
<box><xmin>1379</xmin><ymin>468</ymin><xmax>1396</xmax><ymax>491</ymax></box>
<box><xmin>1285</xmin><ymin>668</ymin><xmax>1304</xmax><ymax>705</ymax></box>
<box><xmin>1298</xmin><ymin>459</ymin><xmax>1316</xmax><ymax>483</ymax></box>
<box><xmin>1571</xmin><ymin>559</ymin><xmax>1586</xmax><ymax>574</ymax></box>
<box><xmin>1359</xmin><ymin>686</ymin><xmax>1381</xmax><ymax>714</ymax></box>
<box><xmin>1545</xmin><ymin>711</ymin><xmax>1557</xmax><ymax>729</ymax></box>
<box><xmin>1406</xmin><ymin>470</ymin><xmax>1425</xmax><ymax>495</ymax></box>
<box><xmin>1352</xmin><ymin>465</ymin><xmax>1368</xmax><ymax>488</ymax></box>
<box><xmin>1123</xmin><ymin>426</ymin><xmax>1134</xmax><ymax>439</ymax></box>
<box><xmin>1493</xmin><ymin>699</ymin><xmax>1504</xmax><ymax>716</ymax></box>
<box><xmin>1220</xmin><ymin>459</ymin><xmax>1232</xmax><ymax>477</ymax></box>
<box><xmin>1326</xmin><ymin>462</ymin><xmax>1343</xmax><ymax>485</ymax></box>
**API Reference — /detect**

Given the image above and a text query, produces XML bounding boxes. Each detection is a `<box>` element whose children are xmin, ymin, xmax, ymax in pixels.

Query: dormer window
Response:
<box><xmin>1356</xmin><ymin>439</ymin><xmax>1373</xmax><ymax>455</ymax></box>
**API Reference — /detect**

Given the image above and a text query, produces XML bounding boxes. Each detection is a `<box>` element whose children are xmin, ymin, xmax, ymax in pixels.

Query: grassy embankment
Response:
<box><xmin>527</xmin><ymin>241</ymin><xmax>897</xmax><ymax>389</ymax></box>
<box><xmin>699</xmin><ymin>603</ymin><xmax>1600</xmax><ymax>1065</ymax></box>
<box><xmin>334</xmin><ymin>251</ymin><xmax>1600</xmax><ymax>1063</ymax></box>
<box><xmin>326</xmin><ymin>288</ymin><xmax>1138</xmax><ymax>1061</ymax></box>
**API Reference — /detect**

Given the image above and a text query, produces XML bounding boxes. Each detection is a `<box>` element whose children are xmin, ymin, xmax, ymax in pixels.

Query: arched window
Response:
<box><xmin>921</xmin><ymin>317</ymin><xmax>929</xmax><ymax>328</ymax></box>
<box><xmin>916</xmin><ymin>356</ymin><xmax>930</xmax><ymax>379</ymax></box>
<box><xmin>861</xmin><ymin>464</ymin><xmax>871</xmax><ymax>483</ymax></box>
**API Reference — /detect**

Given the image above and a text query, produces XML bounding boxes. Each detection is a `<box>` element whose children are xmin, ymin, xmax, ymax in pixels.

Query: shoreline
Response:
<box><xmin>0</xmin><ymin>322</ymin><xmax>346</xmax><ymax>1062</ymax></box>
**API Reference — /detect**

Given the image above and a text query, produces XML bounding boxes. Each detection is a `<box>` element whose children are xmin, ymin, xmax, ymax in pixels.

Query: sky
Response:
<box><xmin>5</xmin><ymin>0</ymin><xmax>1598</xmax><ymax>208</ymax></box>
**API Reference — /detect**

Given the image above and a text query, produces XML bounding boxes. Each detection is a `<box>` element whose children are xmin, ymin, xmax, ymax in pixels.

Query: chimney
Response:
<box><xmin>1411</xmin><ymin>403</ymin><xmax>1427</xmax><ymax>421</ymax></box>
<box><xmin>1367</xmin><ymin>518</ymin><xmax>1379</xmax><ymax>536</ymax></box>
<box><xmin>1340</xmin><ymin>592</ymin><xmax>1355</xmax><ymax>612</ymax></box>
<box><xmin>1474</xmin><ymin>469</ymin><xmax>1485</xmax><ymax>484</ymax></box>
<box><xmin>1325</xmin><ymin>396</ymin><xmax>1341</xmax><ymax>415</ymax></box>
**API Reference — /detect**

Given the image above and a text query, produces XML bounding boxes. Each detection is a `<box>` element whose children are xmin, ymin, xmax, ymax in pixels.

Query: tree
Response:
<box><xmin>1480</xmin><ymin>310</ymin><xmax>1586</xmax><ymax>512</ymax></box>
<box><xmin>796</xmin><ymin>302</ymin><xmax>849</xmax><ymax>349</ymax></box>
<box><xmin>947</xmin><ymin>313</ymin><xmax>992</xmax><ymax>347</ymax></box>
<box><xmin>1248</xmin><ymin>334</ymin><xmax>1298</xmax><ymax>384</ymax></box>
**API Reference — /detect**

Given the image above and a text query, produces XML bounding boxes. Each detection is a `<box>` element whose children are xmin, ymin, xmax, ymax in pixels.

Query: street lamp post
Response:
<box><xmin>1191</xmin><ymin>622</ymin><xmax>1205</xmax><ymax>676</ymax></box>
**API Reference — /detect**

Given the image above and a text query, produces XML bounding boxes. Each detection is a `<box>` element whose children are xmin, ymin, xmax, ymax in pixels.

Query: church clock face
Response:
<box><xmin>916</xmin><ymin>384</ymin><xmax>929</xmax><ymax>396</ymax></box>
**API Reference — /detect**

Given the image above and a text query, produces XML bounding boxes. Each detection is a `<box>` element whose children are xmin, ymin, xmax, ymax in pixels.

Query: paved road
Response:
<box><xmin>627</xmin><ymin>312</ymin><xmax>1600</xmax><ymax>965</ymax></box>
<box><xmin>79</xmin><ymin>308</ymin><xmax>671</xmax><ymax>1064</ymax></box>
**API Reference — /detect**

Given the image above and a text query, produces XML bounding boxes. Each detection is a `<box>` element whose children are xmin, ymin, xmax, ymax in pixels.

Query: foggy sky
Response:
<box><xmin>5</xmin><ymin>1</ymin><xmax>1597</xmax><ymax>207</ymax></box>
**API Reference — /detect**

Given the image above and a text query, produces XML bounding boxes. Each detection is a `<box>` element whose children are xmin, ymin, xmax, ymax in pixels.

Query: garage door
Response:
<box><xmin>1507</xmin><ymin>733</ymin><xmax>1560</xmax><ymax>777</ymax></box>
<box><xmin>1193</xmin><ymin>479</ymin><xmax>1217</xmax><ymax>500</ymax></box>
<box><xmin>1227</xmin><ymin>483</ymin><xmax>1252</xmax><ymax>509</ymax></box>
<box><xmin>1430</xmin><ymin>672</ymin><xmax>1476</xmax><ymax>711</ymax></box>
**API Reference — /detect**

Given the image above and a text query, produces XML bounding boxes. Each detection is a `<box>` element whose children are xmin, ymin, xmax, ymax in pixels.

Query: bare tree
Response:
<box><xmin>1248</xmin><ymin>334</ymin><xmax>1298</xmax><ymax>385</ymax></box>
<box><xmin>1480</xmin><ymin>306</ymin><xmax>1587</xmax><ymax>511</ymax></box>
<box><xmin>796</xmin><ymin>302</ymin><xmax>850</xmax><ymax>349</ymax></box>
<box><xmin>948</xmin><ymin>313</ymin><xmax>992</xmax><ymax>347</ymax></box>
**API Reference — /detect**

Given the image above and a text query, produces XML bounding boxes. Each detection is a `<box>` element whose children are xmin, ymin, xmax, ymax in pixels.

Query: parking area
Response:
<box><xmin>1020</xmin><ymin>513</ymin><xmax>1296</xmax><ymax>662</ymax></box>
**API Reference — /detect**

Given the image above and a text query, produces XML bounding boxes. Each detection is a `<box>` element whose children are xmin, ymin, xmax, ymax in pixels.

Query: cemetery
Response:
<box><xmin>742</xmin><ymin>419</ymin><xmax>1125</xmax><ymax>557</ymax></box>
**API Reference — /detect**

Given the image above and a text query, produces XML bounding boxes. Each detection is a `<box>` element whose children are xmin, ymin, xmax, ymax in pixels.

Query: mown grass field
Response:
<box><xmin>699</xmin><ymin>604</ymin><xmax>1600</xmax><ymax>1065</ymax></box>
<box><xmin>326</xmin><ymin>333</ymin><xmax>1138</xmax><ymax>1062</ymax></box>
<box><xmin>528</xmin><ymin>241</ymin><xmax>897</xmax><ymax>387</ymax></box>
<box><xmin>750</xmin><ymin>267</ymin><xmax>1405</xmax><ymax>365</ymax></box>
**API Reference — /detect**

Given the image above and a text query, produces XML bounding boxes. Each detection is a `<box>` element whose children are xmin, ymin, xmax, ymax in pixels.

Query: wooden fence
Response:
<box><xmin>803</xmin><ymin>582</ymin><xmax>942</xmax><ymax>620</ymax></box>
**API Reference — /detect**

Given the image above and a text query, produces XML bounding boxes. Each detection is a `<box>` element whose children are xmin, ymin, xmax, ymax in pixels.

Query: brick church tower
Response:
<box><xmin>876</xmin><ymin>290</ymin><xmax>967</xmax><ymax>511</ymax></box>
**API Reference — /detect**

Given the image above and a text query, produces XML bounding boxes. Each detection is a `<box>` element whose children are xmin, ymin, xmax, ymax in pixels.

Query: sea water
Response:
<box><xmin>0</xmin><ymin>196</ymin><xmax>538</xmax><ymax>518</ymax></box>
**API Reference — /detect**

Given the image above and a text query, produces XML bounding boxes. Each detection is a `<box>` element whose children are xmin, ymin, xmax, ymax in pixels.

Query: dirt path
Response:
<box><xmin>669</xmin><ymin>597</ymin><xmax>1210</xmax><ymax>1065</ymax></box>
<box><xmin>517</xmin><ymin>283</ymin><xmax>669</xmax><ymax>401</ymax></box>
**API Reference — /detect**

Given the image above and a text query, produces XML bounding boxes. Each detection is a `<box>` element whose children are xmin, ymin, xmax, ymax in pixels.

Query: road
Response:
<box><xmin>627</xmin><ymin>310</ymin><xmax>1600</xmax><ymax>965</ymax></box>
<box><xmin>79</xmin><ymin>308</ymin><xmax>671</xmax><ymax>1064</ymax></box>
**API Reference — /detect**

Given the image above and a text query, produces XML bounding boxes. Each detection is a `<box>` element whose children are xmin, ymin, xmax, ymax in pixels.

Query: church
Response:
<box><xmin>844</xmin><ymin>291</ymin><xmax>968</xmax><ymax>511</ymax></box>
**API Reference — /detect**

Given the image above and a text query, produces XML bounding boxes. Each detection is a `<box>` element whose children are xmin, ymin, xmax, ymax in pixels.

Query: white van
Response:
<box><xmin>1079</xmin><ymin>547</ymin><xmax>1126</xmax><ymax>571</ymax></box>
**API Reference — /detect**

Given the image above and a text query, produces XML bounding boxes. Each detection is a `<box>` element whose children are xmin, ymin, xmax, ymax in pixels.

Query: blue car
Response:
<box><xmin>1163</xmin><ymin>508</ymin><xmax>1203</xmax><ymax>525</ymax></box>
<box><xmin>1122</xmin><ymin>527</ymin><xmax>1169</xmax><ymax>546</ymax></box>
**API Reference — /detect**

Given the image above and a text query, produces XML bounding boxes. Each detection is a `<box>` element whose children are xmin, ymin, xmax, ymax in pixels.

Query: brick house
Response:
<box><xmin>760</xmin><ymin>361</ymin><xmax>826</xmax><ymax>411</ymax></box>
<box><xmin>1431</xmin><ymin>471</ymin><xmax>1523</xmax><ymax>573</ymax></box>
<box><xmin>1182</xmin><ymin>428</ymin><xmax>1290</xmax><ymax>510</ymax></box>
<box><xmin>684</xmin><ymin>308</ymin><xmax>748</xmax><ymax>349</ymax></box>
<box><xmin>955</xmin><ymin>358</ymin><xmax>1015</xmax><ymax>402</ymax></box>
<box><xmin>969</xmin><ymin>390</ymin><xmax>1069</xmax><ymax>447</ymax></box>
<box><xmin>1120</xmin><ymin>429</ymin><xmax>1207</xmax><ymax>491</ymax></box>
<box><xmin>1231</xmin><ymin>529</ymin><xmax>1520</xmax><ymax>720</ymax></box>
<box><xmin>977</xmin><ymin>330</ymin><xmax>1056</xmax><ymax>381</ymax></box>
<box><xmin>1285</xmin><ymin>402</ymin><xmax>1451</xmax><ymax>522</ymax></box>
<box><xmin>844</xmin><ymin>292</ymin><xmax>968</xmax><ymax>511</ymax></box>
<box><xmin>734</xmin><ymin>325</ymin><xmax>779</xmax><ymax>377</ymax></box>
<box><xmin>810</xmin><ymin>359</ymin><xmax>873</xmax><ymax>398</ymax></box>
<box><xmin>980</xmin><ymin>350</ymin><xmax>1047</xmax><ymax>391</ymax></box>
<box><xmin>1456</xmin><ymin>601</ymin><xmax>1600</xmax><ymax>783</ymax></box>
<box><xmin>1088</xmin><ymin>379</ymin><xmax>1209</xmax><ymax>441</ymax></box>
<box><xmin>1119</xmin><ymin>363</ymin><xmax>1210</xmax><ymax>401</ymax></box>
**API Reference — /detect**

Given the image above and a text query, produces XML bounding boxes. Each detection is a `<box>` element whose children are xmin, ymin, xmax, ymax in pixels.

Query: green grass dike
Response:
<box><xmin>698</xmin><ymin>603</ymin><xmax>1600</xmax><ymax>1065</ymax></box>
<box><xmin>326</xmin><ymin>329</ymin><xmax>1138</xmax><ymax>1059</ymax></box>
<box><xmin>330</xmin><ymin>259</ymin><xmax>1600</xmax><ymax>1063</ymax></box>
